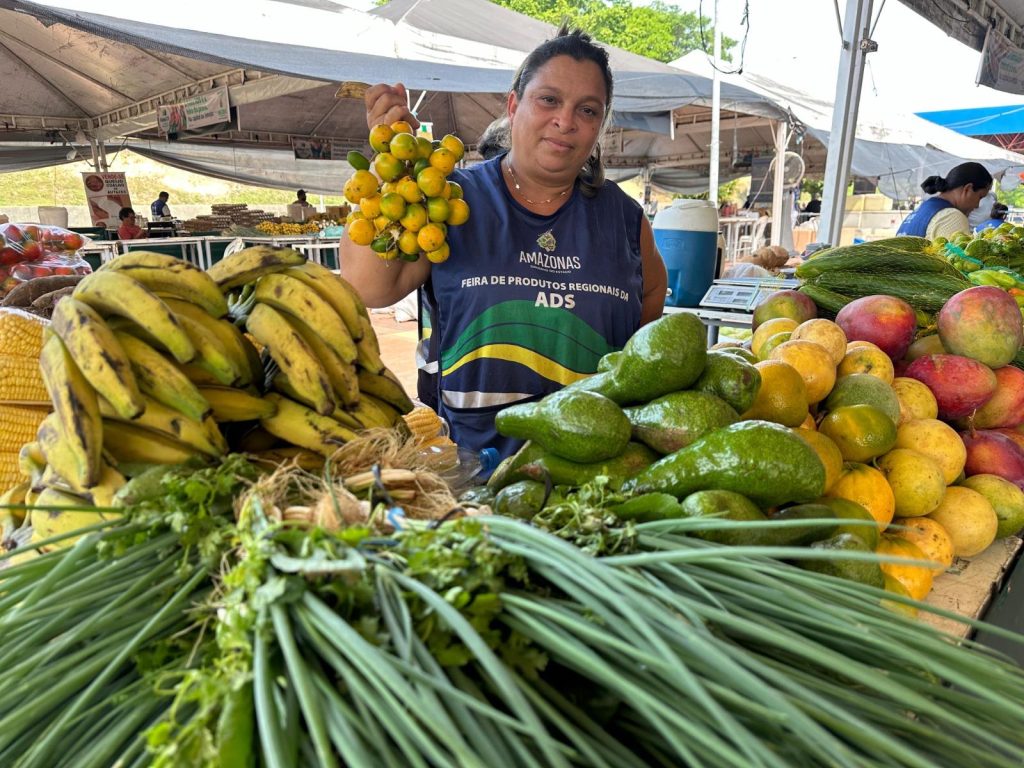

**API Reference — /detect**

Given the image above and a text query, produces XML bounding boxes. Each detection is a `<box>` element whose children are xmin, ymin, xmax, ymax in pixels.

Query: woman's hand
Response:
<box><xmin>364</xmin><ymin>84</ymin><xmax>421</xmax><ymax>131</ymax></box>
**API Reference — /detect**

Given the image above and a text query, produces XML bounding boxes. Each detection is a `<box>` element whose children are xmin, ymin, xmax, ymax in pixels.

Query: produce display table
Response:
<box><xmin>120</xmin><ymin>236</ymin><xmax>209</xmax><ymax>268</ymax></box>
<box><xmin>240</xmin><ymin>235</ymin><xmax>341</xmax><ymax>268</ymax></box>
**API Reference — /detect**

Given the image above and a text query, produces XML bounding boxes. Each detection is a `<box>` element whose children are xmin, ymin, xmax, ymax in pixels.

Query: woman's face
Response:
<box><xmin>954</xmin><ymin>183</ymin><xmax>992</xmax><ymax>215</ymax></box>
<box><xmin>507</xmin><ymin>55</ymin><xmax>607</xmax><ymax>181</ymax></box>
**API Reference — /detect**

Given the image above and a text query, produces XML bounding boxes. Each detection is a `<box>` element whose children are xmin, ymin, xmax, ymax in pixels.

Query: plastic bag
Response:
<box><xmin>0</xmin><ymin>223</ymin><xmax>92</xmax><ymax>298</ymax></box>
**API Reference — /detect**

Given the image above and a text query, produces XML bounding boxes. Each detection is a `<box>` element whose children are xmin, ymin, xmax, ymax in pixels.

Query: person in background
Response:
<box><xmin>116</xmin><ymin>207</ymin><xmax>146</xmax><ymax>240</ymax></box>
<box><xmin>968</xmin><ymin>189</ymin><xmax>998</xmax><ymax>231</ymax></box>
<box><xmin>974</xmin><ymin>201</ymin><xmax>1010</xmax><ymax>232</ymax></box>
<box><xmin>292</xmin><ymin>189</ymin><xmax>313</xmax><ymax>208</ymax></box>
<box><xmin>341</xmin><ymin>24</ymin><xmax>667</xmax><ymax>458</ymax></box>
<box><xmin>802</xmin><ymin>195</ymin><xmax>821</xmax><ymax>215</ymax></box>
<box><xmin>150</xmin><ymin>191</ymin><xmax>171</xmax><ymax>219</ymax></box>
<box><xmin>896</xmin><ymin>162</ymin><xmax>993</xmax><ymax>239</ymax></box>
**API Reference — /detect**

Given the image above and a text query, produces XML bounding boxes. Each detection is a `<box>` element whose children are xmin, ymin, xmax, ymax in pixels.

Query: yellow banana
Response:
<box><xmin>254</xmin><ymin>273</ymin><xmax>358</xmax><ymax>364</ymax></box>
<box><xmin>18</xmin><ymin>440</ymin><xmax>47</xmax><ymax>488</ymax></box>
<box><xmin>51</xmin><ymin>298</ymin><xmax>144</xmax><ymax>420</ymax></box>
<box><xmin>356</xmin><ymin>368</ymin><xmax>414</xmax><ymax>414</ymax></box>
<box><xmin>281</xmin><ymin>312</ymin><xmax>360</xmax><ymax>407</ymax></box>
<box><xmin>99</xmin><ymin>395</ymin><xmax>227</xmax><ymax>457</ymax></box>
<box><xmin>161</xmin><ymin>297</ymin><xmax>253</xmax><ymax>386</ymax></box>
<box><xmin>282</xmin><ymin>262</ymin><xmax>364</xmax><ymax>341</ymax></box>
<box><xmin>197</xmin><ymin>385</ymin><xmax>277</xmax><ymax>422</ymax></box>
<box><xmin>355</xmin><ymin>314</ymin><xmax>385</xmax><ymax>374</ymax></box>
<box><xmin>113</xmin><ymin>331</ymin><xmax>211</xmax><ymax>422</ymax></box>
<box><xmin>360</xmin><ymin>392</ymin><xmax>403</xmax><ymax>427</ymax></box>
<box><xmin>207</xmin><ymin>246</ymin><xmax>307</xmax><ymax>290</ymax></box>
<box><xmin>259</xmin><ymin>393</ymin><xmax>358</xmax><ymax>456</ymax></box>
<box><xmin>72</xmin><ymin>271</ymin><xmax>196</xmax><ymax>363</ymax></box>
<box><xmin>173</xmin><ymin>313</ymin><xmax>242</xmax><ymax>386</ymax></box>
<box><xmin>348</xmin><ymin>394</ymin><xmax>394</xmax><ymax>430</ymax></box>
<box><xmin>37</xmin><ymin>413</ymin><xmax>92</xmax><ymax>494</ymax></box>
<box><xmin>101</xmin><ymin>420</ymin><xmax>202</xmax><ymax>465</ymax></box>
<box><xmin>328</xmin><ymin>402</ymin><xmax>365</xmax><ymax>432</ymax></box>
<box><xmin>101</xmin><ymin>253</ymin><xmax>229</xmax><ymax>318</ymax></box>
<box><xmin>177</xmin><ymin>362</ymin><xmax>225</xmax><ymax>387</ymax></box>
<box><xmin>249</xmin><ymin>447</ymin><xmax>325</xmax><ymax>472</ymax></box>
<box><xmin>83</xmin><ymin>462</ymin><xmax>127</xmax><ymax>508</ymax></box>
<box><xmin>30</xmin><ymin>486</ymin><xmax>117</xmax><ymax>549</ymax></box>
<box><xmin>246</xmin><ymin>303</ymin><xmax>335</xmax><ymax>415</ymax></box>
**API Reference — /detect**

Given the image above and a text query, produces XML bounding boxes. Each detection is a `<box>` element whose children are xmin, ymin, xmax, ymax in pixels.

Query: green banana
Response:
<box><xmin>101</xmin><ymin>252</ymin><xmax>228</xmax><ymax>318</ymax></box>
<box><xmin>282</xmin><ymin>262</ymin><xmax>364</xmax><ymax>340</ymax></box>
<box><xmin>260</xmin><ymin>393</ymin><xmax>358</xmax><ymax>456</ymax></box>
<box><xmin>207</xmin><ymin>246</ymin><xmax>307</xmax><ymax>290</ymax></box>
<box><xmin>281</xmin><ymin>312</ymin><xmax>360</xmax><ymax>407</ymax></box>
<box><xmin>99</xmin><ymin>395</ymin><xmax>227</xmax><ymax>457</ymax></box>
<box><xmin>50</xmin><ymin>298</ymin><xmax>145</xmax><ymax>420</ymax></box>
<box><xmin>113</xmin><ymin>331</ymin><xmax>211</xmax><ymax>422</ymax></box>
<box><xmin>72</xmin><ymin>270</ymin><xmax>196</xmax><ymax>363</ymax></box>
<box><xmin>254</xmin><ymin>273</ymin><xmax>358</xmax><ymax>364</ymax></box>
<box><xmin>161</xmin><ymin>297</ymin><xmax>253</xmax><ymax>386</ymax></box>
<box><xmin>246</xmin><ymin>302</ymin><xmax>335</xmax><ymax>415</ymax></box>
<box><xmin>197</xmin><ymin>385</ymin><xmax>277</xmax><ymax>422</ymax></box>
<box><xmin>357</xmin><ymin>368</ymin><xmax>414</xmax><ymax>413</ymax></box>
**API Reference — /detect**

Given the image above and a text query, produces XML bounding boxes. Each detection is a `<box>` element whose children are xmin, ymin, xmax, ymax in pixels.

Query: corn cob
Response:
<box><xmin>795</xmin><ymin>242</ymin><xmax>960</xmax><ymax>279</ymax></box>
<box><xmin>797</xmin><ymin>283</ymin><xmax>851</xmax><ymax>317</ymax></box>
<box><xmin>0</xmin><ymin>404</ymin><xmax>49</xmax><ymax>452</ymax></box>
<box><xmin>0</xmin><ymin>452</ymin><xmax>21</xmax><ymax>494</ymax></box>
<box><xmin>402</xmin><ymin>406</ymin><xmax>445</xmax><ymax>442</ymax></box>
<box><xmin>808</xmin><ymin>271</ymin><xmax>971</xmax><ymax>313</ymax></box>
<box><xmin>0</xmin><ymin>308</ymin><xmax>47</xmax><ymax>358</ymax></box>
<box><xmin>0</xmin><ymin>354</ymin><xmax>48</xmax><ymax>403</ymax></box>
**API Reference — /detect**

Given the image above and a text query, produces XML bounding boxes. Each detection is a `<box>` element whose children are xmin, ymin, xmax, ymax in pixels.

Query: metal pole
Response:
<box><xmin>770</xmin><ymin>122</ymin><xmax>787</xmax><ymax>245</ymax></box>
<box><xmin>820</xmin><ymin>0</ymin><xmax>875</xmax><ymax>246</ymax></box>
<box><xmin>709</xmin><ymin>0</ymin><xmax>721</xmax><ymax>205</ymax></box>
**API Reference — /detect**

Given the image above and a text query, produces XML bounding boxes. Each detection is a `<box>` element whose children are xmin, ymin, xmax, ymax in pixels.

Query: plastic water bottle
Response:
<box><xmin>439</xmin><ymin>446</ymin><xmax>500</xmax><ymax>494</ymax></box>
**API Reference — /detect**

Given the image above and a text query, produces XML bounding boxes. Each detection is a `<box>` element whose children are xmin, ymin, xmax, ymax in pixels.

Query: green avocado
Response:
<box><xmin>798</xmin><ymin>532</ymin><xmax>886</xmax><ymax>589</ymax></box>
<box><xmin>623</xmin><ymin>420</ymin><xmax>826</xmax><ymax>507</ymax></box>
<box><xmin>720</xmin><ymin>347</ymin><xmax>759</xmax><ymax>365</ymax></box>
<box><xmin>493</xmin><ymin>480</ymin><xmax>559</xmax><ymax>519</ymax></box>
<box><xmin>765</xmin><ymin>503</ymin><xmax>839</xmax><ymax>546</ymax></box>
<box><xmin>610</xmin><ymin>492</ymin><xmax>685</xmax><ymax>523</ymax></box>
<box><xmin>680</xmin><ymin>489</ymin><xmax>767</xmax><ymax>545</ymax></box>
<box><xmin>814</xmin><ymin>496</ymin><xmax>880</xmax><ymax>550</ymax></box>
<box><xmin>597</xmin><ymin>350</ymin><xmax>622</xmax><ymax>372</ymax></box>
<box><xmin>486</xmin><ymin>441</ymin><xmax>658</xmax><ymax>492</ymax></box>
<box><xmin>458</xmin><ymin>485</ymin><xmax>497</xmax><ymax>507</ymax></box>
<box><xmin>624</xmin><ymin>390</ymin><xmax>738</xmax><ymax>454</ymax></box>
<box><xmin>692</xmin><ymin>350</ymin><xmax>762</xmax><ymax>413</ymax></box>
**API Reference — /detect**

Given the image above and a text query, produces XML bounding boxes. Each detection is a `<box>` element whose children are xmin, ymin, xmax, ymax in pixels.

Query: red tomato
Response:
<box><xmin>31</xmin><ymin>265</ymin><xmax>54</xmax><ymax>278</ymax></box>
<box><xmin>0</xmin><ymin>248</ymin><xmax>22</xmax><ymax>266</ymax></box>
<box><xmin>11</xmin><ymin>264</ymin><xmax>33</xmax><ymax>281</ymax></box>
<box><xmin>4</xmin><ymin>226</ymin><xmax>22</xmax><ymax>244</ymax></box>
<box><xmin>62</xmin><ymin>233</ymin><xmax>84</xmax><ymax>251</ymax></box>
<box><xmin>51</xmin><ymin>266</ymin><xmax>74</xmax><ymax>276</ymax></box>
<box><xmin>22</xmin><ymin>225</ymin><xmax>40</xmax><ymax>241</ymax></box>
<box><xmin>20</xmin><ymin>242</ymin><xmax>42</xmax><ymax>261</ymax></box>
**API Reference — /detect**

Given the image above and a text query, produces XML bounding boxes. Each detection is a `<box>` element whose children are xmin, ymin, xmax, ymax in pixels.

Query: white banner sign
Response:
<box><xmin>977</xmin><ymin>27</ymin><xmax>1024</xmax><ymax>95</ymax></box>
<box><xmin>158</xmin><ymin>86</ymin><xmax>231</xmax><ymax>135</ymax></box>
<box><xmin>82</xmin><ymin>172</ymin><xmax>132</xmax><ymax>227</ymax></box>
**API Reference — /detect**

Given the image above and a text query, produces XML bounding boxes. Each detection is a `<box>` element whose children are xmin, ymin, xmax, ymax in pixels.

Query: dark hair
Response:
<box><xmin>992</xmin><ymin>202</ymin><xmax>1009</xmax><ymax>219</ymax></box>
<box><xmin>920</xmin><ymin>162</ymin><xmax>993</xmax><ymax>195</ymax></box>
<box><xmin>297</xmin><ymin>189</ymin><xmax>306</xmax><ymax>197</ymax></box>
<box><xmin>478</xmin><ymin>117</ymin><xmax>511</xmax><ymax>160</ymax></box>
<box><xmin>510</xmin><ymin>22</ymin><xmax>613</xmax><ymax>198</ymax></box>
<box><xmin>118</xmin><ymin>207</ymin><xmax>135</xmax><ymax>221</ymax></box>
<box><xmin>158</xmin><ymin>191</ymin><xmax>169</xmax><ymax>199</ymax></box>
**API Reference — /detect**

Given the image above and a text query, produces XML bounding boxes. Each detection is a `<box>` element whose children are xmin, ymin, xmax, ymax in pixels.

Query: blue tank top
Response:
<box><xmin>896</xmin><ymin>197</ymin><xmax>953</xmax><ymax>237</ymax></box>
<box><xmin>423</xmin><ymin>153</ymin><xmax>644</xmax><ymax>456</ymax></box>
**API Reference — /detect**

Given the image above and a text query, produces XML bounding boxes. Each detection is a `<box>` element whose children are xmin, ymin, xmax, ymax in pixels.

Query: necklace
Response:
<box><xmin>504</xmin><ymin>158</ymin><xmax>571</xmax><ymax>206</ymax></box>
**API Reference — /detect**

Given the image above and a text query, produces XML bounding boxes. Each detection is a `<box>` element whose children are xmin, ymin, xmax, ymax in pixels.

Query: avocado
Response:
<box><xmin>766</xmin><ymin>503</ymin><xmax>839</xmax><ymax>546</ymax></box>
<box><xmin>623</xmin><ymin>420</ymin><xmax>826</xmax><ymax>507</ymax></box>
<box><xmin>458</xmin><ymin>485</ymin><xmax>497</xmax><ymax>507</ymax></box>
<box><xmin>566</xmin><ymin>312</ymin><xmax>707</xmax><ymax>405</ymax></box>
<box><xmin>597</xmin><ymin>350</ymin><xmax>622</xmax><ymax>373</ymax></box>
<box><xmin>495</xmin><ymin>389</ymin><xmax>631</xmax><ymax>463</ymax></box>
<box><xmin>680</xmin><ymin>489</ymin><xmax>768</xmax><ymax>545</ymax></box>
<box><xmin>823</xmin><ymin>374</ymin><xmax>901</xmax><ymax>426</ymax></box>
<box><xmin>721</xmin><ymin>347</ymin><xmax>758</xmax><ymax>365</ymax></box>
<box><xmin>494</xmin><ymin>480</ymin><xmax>554</xmax><ymax>519</ymax></box>
<box><xmin>692</xmin><ymin>351</ymin><xmax>762</xmax><ymax>413</ymax></box>
<box><xmin>798</xmin><ymin>532</ymin><xmax>886</xmax><ymax>589</ymax></box>
<box><xmin>624</xmin><ymin>391</ymin><xmax>738</xmax><ymax>454</ymax></box>
<box><xmin>487</xmin><ymin>440</ymin><xmax>659</xmax><ymax>492</ymax></box>
<box><xmin>610</xmin><ymin>492</ymin><xmax>685</xmax><ymax>523</ymax></box>
<box><xmin>814</xmin><ymin>496</ymin><xmax>879</xmax><ymax>550</ymax></box>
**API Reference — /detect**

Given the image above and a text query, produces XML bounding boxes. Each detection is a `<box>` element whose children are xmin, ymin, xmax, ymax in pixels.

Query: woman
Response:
<box><xmin>116</xmin><ymin>207</ymin><xmax>146</xmax><ymax>240</ymax></box>
<box><xmin>896</xmin><ymin>162</ymin><xmax>993</xmax><ymax>239</ymax></box>
<box><xmin>974</xmin><ymin>202</ymin><xmax>1010</xmax><ymax>233</ymax></box>
<box><xmin>341</xmin><ymin>24</ymin><xmax>667</xmax><ymax>456</ymax></box>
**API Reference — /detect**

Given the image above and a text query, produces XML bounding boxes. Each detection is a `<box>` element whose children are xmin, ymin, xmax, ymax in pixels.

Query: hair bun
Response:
<box><xmin>920</xmin><ymin>175</ymin><xmax>946</xmax><ymax>194</ymax></box>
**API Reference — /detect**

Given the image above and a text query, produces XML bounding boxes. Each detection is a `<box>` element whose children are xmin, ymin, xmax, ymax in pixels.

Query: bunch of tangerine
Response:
<box><xmin>343</xmin><ymin>121</ymin><xmax>470</xmax><ymax>263</ymax></box>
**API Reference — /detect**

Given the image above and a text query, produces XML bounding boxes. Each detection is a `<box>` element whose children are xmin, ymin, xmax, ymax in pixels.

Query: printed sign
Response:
<box><xmin>157</xmin><ymin>87</ymin><xmax>231</xmax><ymax>135</ymax></box>
<box><xmin>977</xmin><ymin>27</ymin><xmax>1024</xmax><ymax>94</ymax></box>
<box><xmin>291</xmin><ymin>137</ymin><xmax>335</xmax><ymax>160</ymax></box>
<box><xmin>81</xmin><ymin>172</ymin><xmax>132</xmax><ymax>228</ymax></box>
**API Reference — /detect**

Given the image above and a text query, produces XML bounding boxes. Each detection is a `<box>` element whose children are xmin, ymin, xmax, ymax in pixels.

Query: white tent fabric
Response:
<box><xmin>671</xmin><ymin>51</ymin><xmax>1024</xmax><ymax>200</ymax></box>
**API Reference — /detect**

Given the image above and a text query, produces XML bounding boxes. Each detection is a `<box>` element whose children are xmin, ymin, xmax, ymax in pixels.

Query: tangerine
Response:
<box><xmin>440</xmin><ymin>134</ymin><xmax>465</xmax><ymax>161</ymax></box>
<box><xmin>429</xmin><ymin>147</ymin><xmax>458</xmax><ymax>175</ymax></box>
<box><xmin>826</xmin><ymin>462</ymin><xmax>895</xmax><ymax>530</ymax></box>
<box><xmin>426</xmin><ymin>197</ymin><xmax>450</xmax><ymax>223</ymax></box>
<box><xmin>399</xmin><ymin>203</ymin><xmax>428</xmax><ymax>232</ymax></box>
<box><xmin>396</xmin><ymin>176</ymin><xmax>424</xmax><ymax>204</ymax></box>
<box><xmin>837</xmin><ymin>343</ymin><xmax>895</xmax><ymax>383</ymax></box>
<box><xmin>417</xmin><ymin>166</ymin><xmax>447</xmax><ymax>197</ymax></box>
<box><xmin>358</xmin><ymin>194</ymin><xmax>382</xmax><ymax>219</ymax></box>
<box><xmin>740</xmin><ymin>360</ymin><xmax>808</xmax><ymax>427</ymax></box>
<box><xmin>751</xmin><ymin>317</ymin><xmax>799</xmax><ymax>357</ymax></box>
<box><xmin>818</xmin><ymin>404</ymin><xmax>897</xmax><ymax>463</ymax></box>
<box><xmin>343</xmin><ymin>170</ymin><xmax>378</xmax><ymax>204</ymax></box>
<box><xmin>447</xmin><ymin>181</ymin><xmax>465</xmax><ymax>200</ymax></box>
<box><xmin>426</xmin><ymin>242</ymin><xmax>451</xmax><ymax>263</ymax></box>
<box><xmin>368</xmin><ymin>123</ymin><xmax>394</xmax><ymax>153</ymax></box>
<box><xmin>876</xmin><ymin>534</ymin><xmax>934</xmax><ymax>600</ymax></box>
<box><xmin>390</xmin><ymin>120</ymin><xmax>414</xmax><ymax>135</ymax></box>
<box><xmin>379</xmin><ymin>193</ymin><xmax>407</xmax><ymax>221</ymax></box>
<box><xmin>890</xmin><ymin>516</ymin><xmax>954</xmax><ymax>573</ymax></box>
<box><xmin>417</xmin><ymin>223</ymin><xmax>446</xmax><ymax>252</ymax></box>
<box><xmin>791</xmin><ymin>318</ymin><xmax>847</xmax><ymax>365</ymax></box>
<box><xmin>346</xmin><ymin>218</ymin><xmax>375</xmax><ymax>247</ymax></box>
<box><xmin>769</xmin><ymin>339</ymin><xmax>837</xmax><ymax>404</ymax></box>
<box><xmin>415</xmin><ymin>136</ymin><xmax>434</xmax><ymax>160</ymax></box>
<box><xmin>397</xmin><ymin>228</ymin><xmax>421</xmax><ymax>256</ymax></box>
<box><xmin>390</xmin><ymin>132</ymin><xmax>419</xmax><ymax>161</ymax></box>
<box><xmin>794</xmin><ymin>428</ymin><xmax>843</xmax><ymax>492</ymax></box>
<box><xmin>374</xmin><ymin>152</ymin><xmax>405</xmax><ymax>182</ymax></box>
<box><xmin>446</xmin><ymin>198</ymin><xmax>470</xmax><ymax>226</ymax></box>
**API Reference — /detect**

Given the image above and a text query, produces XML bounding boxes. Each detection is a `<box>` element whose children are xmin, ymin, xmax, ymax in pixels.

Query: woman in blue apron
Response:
<box><xmin>896</xmin><ymin>162</ymin><xmax>993</xmax><ymax>239</ymax></box>
<box><xmin>340</xmin><ymin>24</ymin><xmax>668</xmax><ymax>457</ymax></box>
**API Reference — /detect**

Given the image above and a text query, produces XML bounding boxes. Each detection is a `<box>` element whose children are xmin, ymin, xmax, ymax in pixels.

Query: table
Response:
<box><xmin>240</xmin><ymin>236</ymin><xmax>342</xmax><ymax>268</ymax></box>
<box><xmin>78</xmin><ymin>240</ymin><xmax>121</xmax><ymax>269</ymax></box>
<box><xmin>663</xmin><ymin>305</ymin><xmax>752</xmax><ymax>347</ymax></box>
<box><xmin>119</xmin><ymin>236</ymin><xmax>210</xmax><ymax>269</ymax></box>
<box><xmin>719</xmin><ymin>216</ymin><xmax>759</xmax><ymax>262</ymax></box>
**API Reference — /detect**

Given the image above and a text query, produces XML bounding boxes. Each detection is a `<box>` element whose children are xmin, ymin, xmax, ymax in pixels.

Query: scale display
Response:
<box><xmin>700</xmin><ymin>278</ymin><xmax>800</xmax><ymax>312</ymax></box>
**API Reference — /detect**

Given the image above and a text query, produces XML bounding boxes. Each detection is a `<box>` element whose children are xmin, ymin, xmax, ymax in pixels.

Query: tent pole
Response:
<box><xmin>708</xmin><ymin>0</ymin><xmax>721</xmax><ymax>205</ymax></box>
<box><xmin>820</xmin><ymin>0</ymin><xmax>875</xmax><ymax>246</ymax></box>
<box><xmin>770</xmin><ymin>121</ymin><xmax>787</xmax><ymax>246</ymax></box>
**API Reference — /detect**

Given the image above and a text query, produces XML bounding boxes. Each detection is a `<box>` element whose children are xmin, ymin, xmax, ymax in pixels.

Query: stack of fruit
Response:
<box><xmin>255</xmin><ymin>220</ymin><xmax>323</xmax><ymax>236</ymax></box>
<box><xmin>343</xmin><ymin>122</ymin><xmax>469</xmax><ymax>263</ymax></box>
<box><xmin>0</xmin><ymin>308</ymin><xmax>50</xmax><ymax>492</ymax></box>
<box><xmin>0</xmin><ymin>247</ymin><xmax>415</xmax><ymax>550</ymax></box>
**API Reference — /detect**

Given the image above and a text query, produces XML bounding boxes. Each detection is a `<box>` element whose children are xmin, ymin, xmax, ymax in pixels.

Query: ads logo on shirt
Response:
<box><xmin>519</xmin><ymin>229</ymin><xmax>582</xmax><ymax>274</ymax></box>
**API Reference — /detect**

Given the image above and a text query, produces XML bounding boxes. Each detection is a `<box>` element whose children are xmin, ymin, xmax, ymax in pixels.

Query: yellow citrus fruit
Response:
<box><xmin>440</xmin><ymin>134</ymin><xmax>465</xmax><ymax>161</ymax></box>
<box><xmin>390</xmin><ymin>120</ymin><xmax>414</xmax><ymax>135</ymax></box>
<box><xmin>837</xmin><ymin>343</ymin><xmax>894</xmax><ymax>383</ymax></box>
<box><xmin>891</xmin><ymin>377</ymin><xmax>938</xmax><ymax>425</ymax></box>
<box><xmin>417</xmin><ymin>166</ymin><xmax>447</xmax><ymax>198</ymax></box>
<box><xmin>345</xmin><ymin>210</ymin><xmax>363</xmax><ymax>225</ymax></box>
<box><xmin>891</xmin><ymin>516</ymin><xmax>954</xmax><ymax>573</ymax></box>
<box><xmin>446</xmin><ymin>198</ymin><xmax>470</xmax><ymax>226</ymax></box>
<box><xmin>960</xmin><ymin>474</ymin><xmax>1024</xmax><ymax>539</ymax></box>
<box><xmin>846</xmin><ymin>340</ymin><xmax>877</xmax><ymax>352</ymax></box>
<box><xmin>368</xmin><ymin>123</ymin><xmax>394</xmax><ymax>153</ymax></box>
<box><xmin>379</xmin><ymin>192</ymin><xmax>407</xmax><ymax>221</ymax></box>
<box><xmin>429</xmin><ymin>147</ymin><xmax>458</xmax><ymax>175</ymax></box>
<box><xmin>374</xmin><ymin>152</ymin><xmax>405</xmax><ymax>182</ymax></box>
<box><xmin>389</xmin><ymin>132</ymin><xmax>419</xmax><ymax>161</ymax></box>
<box><xmin>417</xmin><ymin>223</ymin><xmax>446</xmax><ymax>252</ymax></box>
<box><xmin>343</xmin><ymin>170</ymin><xmax>379</xmax><ymax>204</ymax></box>
<box><xmin>790</xmin><ymin>319</ymin><xmax>847</xmax><ymax>365</ymax></box>
<box><xmin>876</xmin><ymin>534</ymin><xmax>934</xmax><ymax>600</ymax></box>
<box><xmin>380</xmin><ymin>181</ymin><xmax>400</xmax><ymax>196</ymax></box>
<box><xmin>894</xmin><ymin>418</ymin><xmax>966</xmax><ymax>485</ymax></box>
<box><xmin>415</xmin><ymin>136</ymin><xmax>433</xmax><ymax>160</ymax></box>
<box><xmin>875</xmin><ymin>448</ymin><xmax>946</xmax><ymax>518</ymax></box>
<box><xmin>768</xmin><ymin>339</ymin><xmax>837</xmax><ymax>404</ymax></box>
<box><xmin>397</xmin><ymin>228</ymin><xmax>421</xmax><ymax>256</ymax></box>
<box><xmin>818</xmin><ymin>404</ymin><xmax>897</xmax><ymax>463</ymax></box>
<box><xmin>426</xmin><ymin>196</ymin><xmax>450</xmax><ymax>223</ymax></box>
<box><xmin>799</xmin><ymin>412</ymin><xmax>817</xmax><ymax>430</ymax></box>
<box><xmin>926</xmin><ymin>486</ymin><xmax>999</xmax><ymax>557</ymax></box>
<box><xmin>751</xmin><ymin>317</ymin><xmax>799</xmax><ymax>358</ymax></box>
<box><xmin>794</xmin><ymin>428</ymin><xmax>843</xmax><ymax>493</ymax></box>
<box><xmin>399</xmin><ymin>202</ymin><xmax>428</xmax><ymax>233</ymax></box>
<box><xmin>757</xmin><ymin>331</ymin><xmax>791</xmax><ymax>361</ymax></box>
<box><xmin>378</xmin><ymin>247</ymin><xmax>400</xmax><ymax>261</ymax></box>
<box><xmin>447</xmin><ymin>181</ymin><xmax>464</xmax><ymax>200</ymax></box>
<box><xmin>827</xmin><ymin>461</ymin><xmax>896</xmax><ymax>530</ymax></box>
<box><xmin>426</xmin><ymin>241</ymin><xmax>451</xmax><ymax>263</ymax></box>
<box><xmin>346</xmin><ymin>217</ymin><xmax>375</xmax><ymax>246</ymax></box>
<box><xmin>740</xmin><ymin>360</ymin><xmax>808</xmax><ymax>427</ymax></box>
<box><xmin>373</xmin><ymin>215</ymin><xmax>390</xmax><ymax>233</ymax></box>
<box><xmin>358</xmin><ymin>194</ymin><xmax>382</xmax><ymax>219</ymax></box>
<box><xmin>881</xmin><ymin>572</ymin><xmax>919</xmax><ymax>618</ymax></box>
<box><xmin>396</xmin><ymin>176</ymin><xmax>423</xmax><ymax>204</ymax></box>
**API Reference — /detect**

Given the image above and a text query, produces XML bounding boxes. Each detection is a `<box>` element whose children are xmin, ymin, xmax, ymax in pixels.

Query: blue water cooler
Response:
<box><xmin>652</xmin><ymin>199</ymin><xmax>719</xmax><ymax>307</ymax></box>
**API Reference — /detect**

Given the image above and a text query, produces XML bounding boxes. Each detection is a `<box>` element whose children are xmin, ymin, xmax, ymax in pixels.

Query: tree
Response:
<box><xmin>490</xmin><ymin>0</ymin><xmax>735</xmax><ymax>63</ymax></box>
